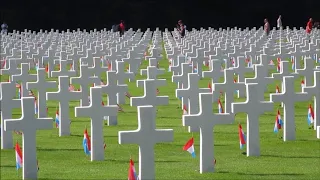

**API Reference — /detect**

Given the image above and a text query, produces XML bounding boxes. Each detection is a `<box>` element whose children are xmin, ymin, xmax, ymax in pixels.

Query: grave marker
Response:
<box><xmin>27</xmin><ymin>68</ymin><xmax>56</xmax><ymax>118</ymax></box>
<box><xmin>118</xmin><ymin>106</ymin><xmax>173</xmax><ymax>180</ymax></box>
<box><xmin>12</xmin><ymin>63</ymin><xmax>37</xmax><ymax>97</ymax></box>
<box><xmin>232</xmin><ymin>83</ymin><xmax>274</xmax><ymax>156</ymax></box>
<box><xmin>75</xmin><ymin>87</ymin><xmax>118</xmax><ymax>161</ymax></box>
<box><xmin>183</xmin><ymin>93</ymin><xmax>233</xmax><ymax>173</ymax></box>
<box><xmin>4</xmin><ymin>97</ymin><xmax>52</xmax><ymax>179</ymax></box>
<box><xmin>303</xmin><ymin>71</ymin><xmax>320</xmax><ymax>130</ymax></box>
<box><xmin>1</xmin><ymin>82</ymin><xmax>21</xmax><ymax>149</ymax></box>
<box><xmin>47</xmin><ymin>76</ymin><xmax>82</xmax><ymax>136</ymax></box>
<box><xmin>270</xmin><ymin>76</ymin><xmax>310</xmax><ymax>141</ymax></box>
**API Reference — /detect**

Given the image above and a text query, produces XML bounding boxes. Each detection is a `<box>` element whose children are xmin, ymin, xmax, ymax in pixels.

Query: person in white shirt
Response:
<box><xmin>277</xmin><ymin>15</ymin><xmax>282</xmax><ymax>30</ymax></box>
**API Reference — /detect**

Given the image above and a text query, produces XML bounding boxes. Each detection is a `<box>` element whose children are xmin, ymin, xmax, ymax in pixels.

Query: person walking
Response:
<box><xmin>119</xmin><ymin>20</ymin><xmax>125</xmax><ymax>37</ymax></box>
<box><xmin>277</xmin><ymin>15</ymin><xmax>282</xmax><ymax>30</ymax></box>
<box><xmin>306</xmin><ymin>18</ymin><xmax>313</xmax><ymax>42</ymax></box>
<box><xmin>1</xmin><ymin>22</ymin><xmax>8</xmax><ymax>34</ymax></box>
<box><xmin>264</xmin><ymin>18</ymin><xmax>270</xmax><ymax>36</ymax></box>
<box><xmin>177</xmin><ymin>20</ymin><xmax>186</xmax><ymax>38</ymax></box>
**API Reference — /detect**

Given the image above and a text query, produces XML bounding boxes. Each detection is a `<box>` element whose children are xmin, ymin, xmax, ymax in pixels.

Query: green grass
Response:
<box><xmin>1</xmin><ymin>43</ymin><xmax>320</xmax><ymax>180</ymax></box>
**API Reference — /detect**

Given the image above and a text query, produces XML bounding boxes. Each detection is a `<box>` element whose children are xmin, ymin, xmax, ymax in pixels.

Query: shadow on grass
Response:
<box><xmin>158</xmin><ymin>116</ymin><xmax>180</xmax><ymax>120</ymax></box>
<box><xmin>0</xmin><ymin>165</ymin><xmax>16</xmax><ymax>168</ymax></box>
<box><xmin>70</xmin><ymin>134</ymin><xmax>82</xmax><ymax>137</ymax></box>
<box><xmin>262</xmin><ymin>154</ymin><xmax>319</xmax><ymax>159</ymax></box>
<box><xmin>37</xmin><ymin>148</ymin><xmax>81</xmax><ymax>152</ymax></box>
<box><xmin>103</xmin><ymin>135</ymin><xmax>118</xmax><ymax>138</ymax></box>
<box><xmin>236</xmin><ymin>172</ymin><xmax>304</xmax><ymax>176</ymax></box>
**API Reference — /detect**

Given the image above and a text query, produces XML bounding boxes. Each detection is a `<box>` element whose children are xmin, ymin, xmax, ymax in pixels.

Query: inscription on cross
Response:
<box><xmin>232</xmin><ymin>83</ymin><xmax>274</xmax><ymax>156</ymax></box>
<box><xmin>75</xmin><ymin>87</ymin><xmax>118</xmax><ymax>161</ymax></box>
<box><xmin>270</xmin><ymin>76</ymin><xmax>310</xmax><ymax>141</ymax></box>
<box><xmin>118</xmin><ymin>106</ymin><xmax>173</xmax><ymax>180</ymax></box>
<box><xmin>47</xmin><ymin>76</ymin><xmax>82</xmax><ymax>136</ymax></box>
<box><xmin>183</xmin><ymin>93</ymin><xmax>234</xmax><ymax>173</ymax></box>
<box><xmin>27</xmin><ymin>68</ymin><xmax>56</xmax><ymax>118</ymax></box>
<box><xmin>4</xmin><ymin>97</ymin><xmax>52</xmax><ymax>180</ymax></box>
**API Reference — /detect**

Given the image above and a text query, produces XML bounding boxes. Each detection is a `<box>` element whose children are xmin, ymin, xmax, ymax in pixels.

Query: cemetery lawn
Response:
<box><xmin>1</xmin><ymin>43</ymin><xmax>320</xmax><ymax>180</ymax></box>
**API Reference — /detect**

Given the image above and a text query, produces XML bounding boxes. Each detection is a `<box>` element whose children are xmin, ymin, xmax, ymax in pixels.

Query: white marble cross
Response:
<box><xmin>245</xmin><ymin>65</ymin><xmax>274</xmax><ymax>101</ymax></box>
<box><xmin>131</xmin><ymin>79</ymin><xmax>169</xmax><ymax>107</ymax></box>
<box><xmin>303</xmin><ymin>71</ymin><xmax>320</xmax><ymax>130</ymax></box>
<box><xmin>214</xmin><ymin>69</ymin><xmax>246</xmax><ymax>114</ymax></box>
<box><xmin>70</xmin><ymin>65</ymin><xmax>99</xmax><ymax>106</ymax></box>
<box><xmin>1</xmin><ymin>82</ymin><xmax>21</xmax><ymax>149</ymax></box>
<box><xmin>137</xmin><ymin>66</ymin><xmax>166</xmax><ymax>88</ymax></box>
<box><xmin>89</xmin><ymin>57</ymin><xmax>109</xmax><ymax>79</ymax></box>
<box><xmin>172</xmin><ymin>63</ymin><xmax>192</xmax><ymax>109</ymax></box>
<box><xmin>47</xmin><ymin>76</ymin><xmax>82</xmax><ymax>136</ymax></box>
<box><xmin>232</xmin><ymin>56</ymin><xmax>254</xmax><ymax>82</ymax></box>
<box><xmin>26</xmin><ymin>68</ymin><xmax>56</xmax><ymax>118</ymax></box>
<box><xmin>51</xmin><ymin>60</ymin><xmax>77</xmax><ymax>77</ymax></box>
<box><xmin>202</xmin><ymin>59</ymin><xmax>224</xmax><ymax>84</ymax></box>
<box><xmin>232</xmin><ymin>83</ymin><xmax>274</xmax><ymax>156</ymax></box>
<box><xmin>0</xmin><ymin>59</ymin><xmax>20</xmax><ymax>76</ymax></box>
<box><xmin>295</xmin><ymin>57</ymin><xmax>316</xmax><ymax>87</ymax></box>
<box><xmin>115</xmin><ymin>61</ymin><xmax>135</xmax><ymax>104</ymax></box>
<box><xmin>118</xmin><ymin>105</ymin><xmax>173</xmax><ymax>180</ymax></box>
<box><xmin>270</xmin><ymin>76</ymin><xmax>310</xmax><ymax>141</ymax></box>
<box><xmin>12</xmin><ymin>63</ymin><xmax>37</xmax><ymax>97</ymax></box>
<box><xmin>183</xmin><ymin>93</ymin><xmax>233</xmax><ymax>173</ymax></box>
<box><xmin>4</xmin><ymin>97</ymin><xmax>52</xmax><ymax>180</ymax></box>
<box><xmin>101</xmin><ymin>71</ymin><xmax>127</xmax><ymax>125</ymax></box>
<box><xmin>177</xmin><ymin>73</ymin><xmax>210</xmax><ymax>132</ymax></box>
<box><xmin>75</xmin><ymin>87</ymin><xmax>118</xmax><ymax>161</ymax></box>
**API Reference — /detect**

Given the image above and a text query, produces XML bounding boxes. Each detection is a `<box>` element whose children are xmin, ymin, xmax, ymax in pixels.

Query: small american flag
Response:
<box><xmin>156</xmin><ymin>89</ymin><xmax>160</xmax><ymax>95</ymax></box>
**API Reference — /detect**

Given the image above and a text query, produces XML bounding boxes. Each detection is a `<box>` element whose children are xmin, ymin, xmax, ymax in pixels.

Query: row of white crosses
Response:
<box><xmin>165</xmin><ymin>27</ymin><xmax>319</xmax><ymax>174</ymax></box>
<box><xmin>0</xmin><ymin>30</ymin><xmax>175</xmax><ymax>180</ymax></box>
<box><xmin>0</xmin><ymin>27</ymin><xmax>319</xmax><ymax>180</ymax></box>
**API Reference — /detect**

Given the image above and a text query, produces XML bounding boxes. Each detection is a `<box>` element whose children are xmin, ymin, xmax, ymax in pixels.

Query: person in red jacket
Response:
<box><xmin>119</xmin><ymin>20</ymin><xmax>125</xmax><ymax>36</ymax></box>
<box><xmin>306</xmin><ymin>18</ymin><xmax>313</xmax><ymax>42</ymax></box>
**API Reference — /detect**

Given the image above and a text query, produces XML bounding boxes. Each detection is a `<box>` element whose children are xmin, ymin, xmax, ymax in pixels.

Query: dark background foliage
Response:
<box><xmin>1</xmin><ymin>0</ymin><xmax>319</xmax><ymax>31</ymax></box>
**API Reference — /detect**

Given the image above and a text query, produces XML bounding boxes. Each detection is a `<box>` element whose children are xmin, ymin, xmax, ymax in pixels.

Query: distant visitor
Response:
<box><xmin>1</xmin><ymin>22</ymin><xmax>8</xmax><ymax>34</ymax></box>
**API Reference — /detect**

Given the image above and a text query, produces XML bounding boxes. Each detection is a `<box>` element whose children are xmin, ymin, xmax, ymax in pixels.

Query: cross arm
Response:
<box><xmin>212</xmin><ymin>113</ymin><xmax>234</xmax><ymax>125</ymax></box>
<box><xmin>182</xmin><ymin>114</ymin><xmax>202</xmax><ymax>128</ymax></box>
<box><xmin>118</xmin><ymin>130</ymin><xmax>141</xmax><ymax>144</ymax></box>
<box><xmin>4</xmin><ymin>119</ymin><xmax>24</xmax><ymax>131</ymax></box>
<box><xmin>176</xmin><ymin>88</ymin><xmax>188</xmax><ymax>98</ymax></box>
<box><xmin>303</xmin><ymin>86</ymin><xmax>316</xmax><ymax>95</ymax></box>
<box><xmin>155</xmin><ymin>130</ymin><xmax>174</xmax><ymax>142</ymax></box>
<box><xmin>269</xmin><ymin>93</ymin><xmax>285</xmax><ymax>103</ymax></box>
<box><xmin>102</xmin><ymin>105</ymin><xmax>118</xmax><ymax>117</ymax></box>
<box><xmin>155</xmin><ymin>96</ymin><xmax>169</xmax><ymax>105</ymax></box>
<box><xmin>34</xmin><ymin>118</ymin><xmax>53</xmax><ymax>130</ymax></box>
<box><xmin>231</xmin><ymin>102</ymin><xmax>249</xmax><ymax>114</ymax></box>
<box><xmin>140</xmin><ymin>69</ymin><xmax>148</xmax><ymax>76</ymax></box>
<box><xmin>75</xmin><ymin>106</ymin><xmax>93</xmax><ymax>118</ymax></box>
<box><xmin>295</xmin><ymin>92</ymin><xmax>310</xmax><ymax>102</ymax></box>
<box><xmin>130</xmin><ymin>97</ymin><xmax>147</xmax><ymax>107</ymax></box>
